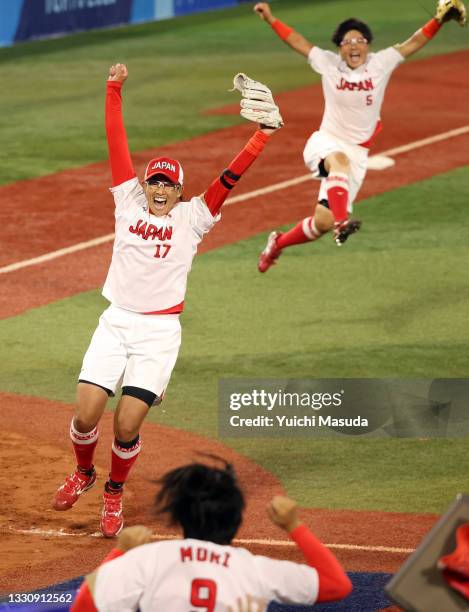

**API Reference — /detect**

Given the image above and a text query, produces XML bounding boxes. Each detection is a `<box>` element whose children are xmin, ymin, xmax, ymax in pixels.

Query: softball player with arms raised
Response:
<box><xmin>71</xmin><ymin>461</ymin><xmax>352</xmax><ymax>610</ymax></box>
<box><xmin>52</xmin><ymin>64</ymin><xmax>283</xmax><ymax>537</ymax></box>
<box><xmin>254</xmin><ymin>0</ymin><xmax>466</xmax><ymax>272</ymax></box>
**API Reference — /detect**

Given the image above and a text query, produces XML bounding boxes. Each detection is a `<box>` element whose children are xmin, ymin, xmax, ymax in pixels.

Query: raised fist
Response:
<box><xmin>254</xmin><ymin>3</ymin><xmax>275</xmax><ymax>25</ymax></box>
<box><xmin>108</xmin><ymin>63</ymin><xmax>128</xmax><ymax>83</ymax></box>
<box><xmin>267</xmin><ymin>496</ymin><xmax>301</xmax><ymax>533</ymax></box>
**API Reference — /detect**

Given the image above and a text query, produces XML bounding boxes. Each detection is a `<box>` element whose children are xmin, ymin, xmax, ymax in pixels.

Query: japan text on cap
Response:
<box><xmin>144</xmin><ymin>157</ymin><xmax>184</xmax><ymax>185</ymax></box>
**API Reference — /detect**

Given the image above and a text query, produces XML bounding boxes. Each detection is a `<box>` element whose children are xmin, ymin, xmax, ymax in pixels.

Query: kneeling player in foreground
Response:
<box><xmin>52</xmin><ymin>65</ymin><xmax>282</xmax><ymax>537</ymax></box>
<box><xmin>254</xmin><ymin>0</ymin><xmax>466</xmax><ymax>272</ymax></box>
<box><xmin>71</xmin><ymin>461</ymin><xmax>352</xmax><ymax>610</ymax></box>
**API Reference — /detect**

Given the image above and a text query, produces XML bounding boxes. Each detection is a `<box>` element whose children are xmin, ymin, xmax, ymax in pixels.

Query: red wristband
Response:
<box><xmin>271</xmin><ymin>18</ymin><xmax>293</xmax><ymax>41</ymax></box>
<box><xmin>422</xmin><ymin>18</ymin><xmax>441</xmax><ymax>39</ymax></box>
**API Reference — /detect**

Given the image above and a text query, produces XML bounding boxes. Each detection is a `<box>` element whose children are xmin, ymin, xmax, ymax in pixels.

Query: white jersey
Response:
<box><xmin>308</xmin><ymin>46</ymin><xmax>404</xmax><ymax>145</ymax></box>
<box><xmin>93</xmin><ymin>539</ymin><xmax>318</xmax><ymax>611</ymax></box>
<box><xmin>102</xmin><ymin>177</ymin><xmax>219</xmax><ymax>313</ymax></box>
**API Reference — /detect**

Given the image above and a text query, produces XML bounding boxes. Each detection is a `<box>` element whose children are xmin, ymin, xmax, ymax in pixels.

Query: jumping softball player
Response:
<box><xmin>254</xmin><ymin>0</ymin><xmax>466</xmax><ymax>272</ymax></box>
<box><xmin>52</xmin><ymin>64</ymin><xmax>283</xmax><ymax>537</ymax></box>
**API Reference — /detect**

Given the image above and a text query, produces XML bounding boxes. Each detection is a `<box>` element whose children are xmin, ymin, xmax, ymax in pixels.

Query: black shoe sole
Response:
<box><xmin>336</xmin><ymin>220</ymin><xmax>362</xmax><ymax>245</ymax></box>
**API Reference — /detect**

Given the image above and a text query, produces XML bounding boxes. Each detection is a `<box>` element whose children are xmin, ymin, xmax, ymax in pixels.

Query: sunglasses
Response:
<box><xmin>340</xmin><ymin>37</ymin><xmax>368</xmax><ymax>47</ymax></box>
<box><xmin>146</xmin><ymin>179</ymin><xmax>180</xmax><ymax>192</ymax></box>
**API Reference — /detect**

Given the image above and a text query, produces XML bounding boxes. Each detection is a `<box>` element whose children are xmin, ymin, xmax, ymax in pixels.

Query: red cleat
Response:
<box><xmin>100</xmin><ymin>489</ymin><xmax>124</xmax><ymax>538</ymax></box>
<box><xmin>258</xmin><ymin>231</ymin><xmax>282</xmax><ymax>273</ymax></box>
<box><xmin>52</xmin><ymin>467</ymin><xmax>96</xmax><ymax>511</ymax></box>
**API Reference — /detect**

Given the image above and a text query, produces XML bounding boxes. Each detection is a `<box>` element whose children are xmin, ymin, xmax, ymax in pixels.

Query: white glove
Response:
<box><xmin>231</xmin><ymin>73</ymin><xmax>284</xmax><ymax>129</ymax></box>
<box><xmin>435</xmin><ymin>0</ymin><xmax>467</xmax><ymax>25</ymax></box>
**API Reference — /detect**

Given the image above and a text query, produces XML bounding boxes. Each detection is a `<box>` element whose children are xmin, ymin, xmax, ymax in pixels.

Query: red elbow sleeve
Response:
<box><xmin>290</xmin><ymin>524</ymin><xmax>352</xmax><ymax>602</ymax></box>
<box><xmin>204</xmin><ymin>130</ymin><xmax>269</xmax><ymax>215</ymax></box>
<box><xmin>106</xmin><ymin>81</ymin><xmax>136</xmax><ymax>186</ymax></box>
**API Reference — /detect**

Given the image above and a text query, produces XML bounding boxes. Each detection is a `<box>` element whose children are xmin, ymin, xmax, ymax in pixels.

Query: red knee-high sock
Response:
<box><xmin>70</xmin><ymin>419</ymin><xmax>98</xmax><ymax>472</ymax></box>
<box><xmin>109</xmin><ymin>436</ymin><xmax>141</xmax><ymax>486</ymax></box>
<box><xmin>276</xmin><ymin>217</ymin><xmax>322</xmax><ymax>250</ymax></box>
<box><xmin>326</xmin><ymin>173</ymin><xmax>349</xmax><ymax>223</ymax></box>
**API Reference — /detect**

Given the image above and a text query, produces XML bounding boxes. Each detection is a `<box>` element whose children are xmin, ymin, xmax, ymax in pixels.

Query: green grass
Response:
<box><xmin>2</xmin><ymin>0</ymin><xmax>468</xmax><ymax>514</ymax></box>
<box><xmin>1</xmin><ymin>0</ymin><xmax>467</xmax><ymax>184</ymax></box>
<box><xmin>2</xmin><ymin>166</ymin><xmax>469</xmax><ymax>513</ymax></box>
<box><xmin>231</xmin><ymin>437</ymin><xmax>469</xmax><ymax>513</ymax></box>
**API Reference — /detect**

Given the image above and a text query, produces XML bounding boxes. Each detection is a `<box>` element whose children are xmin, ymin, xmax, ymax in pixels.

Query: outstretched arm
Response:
<box><xmin>106</xmin><ymin>63</ymin><xmax>136</xmax><ymax>187</ymax></box>
<box><xmin>395</xmin><ymin>0</ymin><xmax>467</xmax><ymax>58</ymax></box>
<box><xmin>203</xmin><ymin>74</ymin><xmax>282</xmax><ymax>216</ymax></box>
<box><xmin>394</xmin><ymin>20</ymin><xmax>439</xmax><ymax>58</ymax></box>
<box><xmin>254</xmin><ymin>2</ymin><xmax>313</xmax><ymax>58</ymax></box>
<box><xmin>268</xmin><ymin>496</ymin><xmax>352</xmax><ymax>602</ymax></box>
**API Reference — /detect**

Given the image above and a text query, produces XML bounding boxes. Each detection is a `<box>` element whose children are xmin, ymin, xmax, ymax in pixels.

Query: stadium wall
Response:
<box><xmin>0</xmin><ymin>0</ymin><xmax>241</xmax><ymax>47</ymax></box>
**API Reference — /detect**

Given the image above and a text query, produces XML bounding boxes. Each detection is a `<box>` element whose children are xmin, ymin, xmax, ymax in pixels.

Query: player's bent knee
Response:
<box><xmin>334</xmin><ymin>151</ymin><xmax>350</xmax><ymax>166</ymax></box>
<box><xmin>74</xmin><ymin>404</ymin><xmax>104</xmax><ymax>430</ymax></box>
<box><xmin>328</xmin><ymin>151</ymin><xmax>350</xmax><ymax>171</ymax></box>
<box><xmin>75</xmin><ymin>381</ymin><xmax>110</xmax><ymax>430</ymax></box>
<box><xmin>115</xmin><ymin>422</ymin><xmax>141</xmax><ymax>442</ymax></box>
<box><xmin>74</xmin><ymin>416</ymin><xmax>99</xmax><ymax>433</ymax></box>
<box><xmin>121</xmin><ymin>385</ymin><xmax>159</xmax><ymax>408</ymax></box>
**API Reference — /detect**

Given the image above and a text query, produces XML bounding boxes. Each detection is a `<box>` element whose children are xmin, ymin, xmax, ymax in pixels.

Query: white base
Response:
<box><xmin>367</xmin><ymin>155</ymin><xmax>396</xmax><ymax>170</ymax></box>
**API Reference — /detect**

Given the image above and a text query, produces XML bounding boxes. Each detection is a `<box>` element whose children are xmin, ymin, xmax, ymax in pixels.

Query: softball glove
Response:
<box><xmin>435</xmin><ymin>0</ymin><xmax>467</xmax><ymax>26</ymax></box>
<box><xmin>231</xmin><ymin>73</ymin><xmax>284</xmax><ymax>129</ymax></box>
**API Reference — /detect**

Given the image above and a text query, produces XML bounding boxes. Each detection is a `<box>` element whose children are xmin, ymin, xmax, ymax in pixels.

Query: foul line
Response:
<box><xmin>0</xmin><ymin>234</ymin><xmax>115</xmax><ymax>275</ymax></box>
<box><xmin>236</xmin><ymin>537</ymin><xmax>413</xmax><ymax>555</ymax></box>
<box><xmin>7</xmin><ymin>526</ymin><xmax>414</xmax><ymax>554</ymax></box>
<box><xmin>1</xmin><ymin>124</ymin><xmax>468</xmax><ymax>276</ymax></box>
<box><xmin>378</xmin><ymin>124</ymin><xmax>469</xmax><ymax>157</ymax></box>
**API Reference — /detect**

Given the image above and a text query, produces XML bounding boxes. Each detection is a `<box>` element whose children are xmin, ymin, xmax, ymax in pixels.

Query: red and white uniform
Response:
<box><xmin>79</xmin><ymin>80</ymin><xmax>269</xmax><ymax>398</ymax></box>
<box><xmin>92</xmin><ymin>538</ymin><xmax>318</xmax><ymax>610</ymax></box>
<box><xmin>303</xmin><ymin>46</ymin><xmax>404</xmax><ymax>209</ymax></box>
<box><xmin>71</xmin><ymin>525</ymin><xmax>351</xmax><ymax>611</ymax></box>
<box><xmin>102</xmin><ymin>178</ymin><xmax>219</xmax><ymax>314</ymax></box>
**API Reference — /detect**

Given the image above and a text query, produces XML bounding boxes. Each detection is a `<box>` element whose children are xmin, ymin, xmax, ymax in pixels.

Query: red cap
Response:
<box><xmin>144</xmin><ymin>157</ymin><xmax>184</xmax><ymax>185</ymax></box>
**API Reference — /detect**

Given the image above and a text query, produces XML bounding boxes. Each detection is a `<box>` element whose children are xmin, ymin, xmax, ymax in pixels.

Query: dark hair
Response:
<box><xmin>154</xmin><ymin>459</ymin><xmax>245</xmax><ymax>545</ymax></box>
<box><xmin>332</xmin><ymin>18</ymin><xmax>373</xmax><ymax>47</ymax></box>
